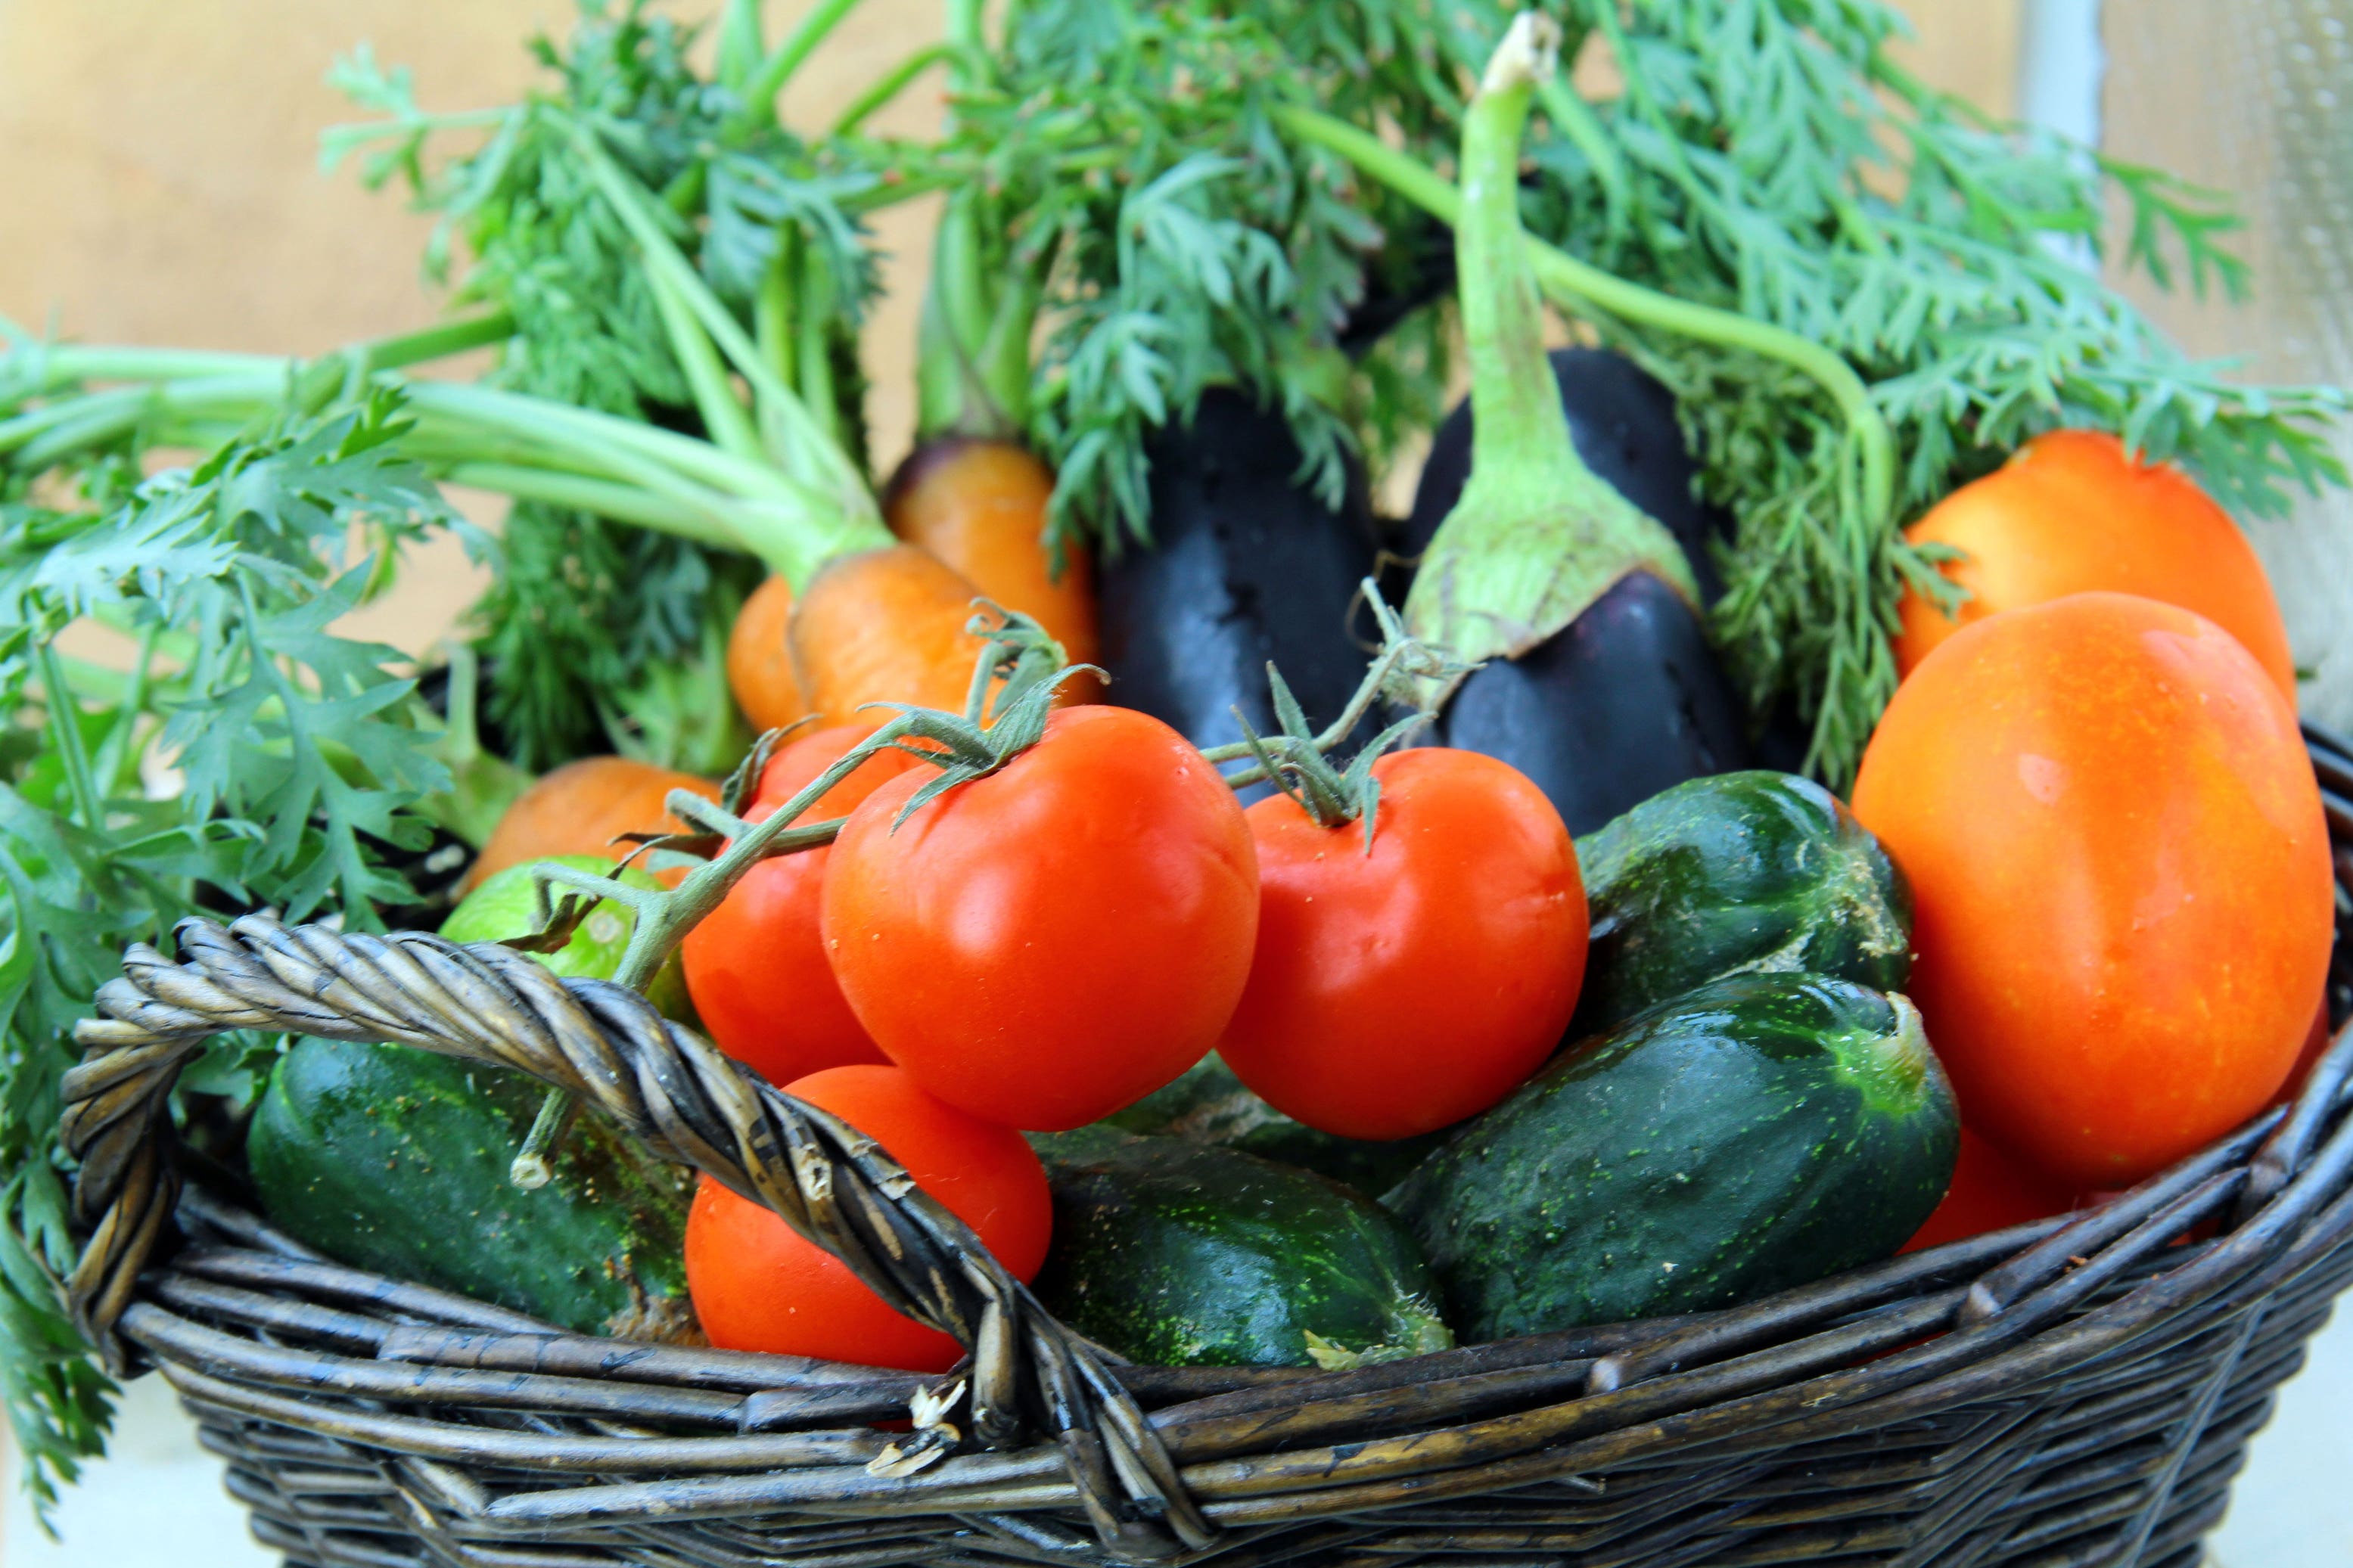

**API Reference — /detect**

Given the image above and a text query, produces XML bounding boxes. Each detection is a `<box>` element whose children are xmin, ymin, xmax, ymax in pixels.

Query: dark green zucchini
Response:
<box><xmin>1030</xmin><ymin>1127</ymin><xmax>1450</xmax><ymax>1368</ymax></box>
<box><xmin>1574</xmin><ymin>771</ymin><xmax>1911</xmax><ymax>1033</ymax></box>
<box><xmin>247</xmin><ymin>1038</ymin><xmax>695</xmax><ymax>1338</ymax></box>
<box><xmin>1389</xmin><ymin>973</ymin><xmax>1958</xmax><ymax>1342</ymax></box>
<box><xmin>1105</xmin><ymin>1055</ymin><xmax>1449</xmax><ymax>1196</ymax></box>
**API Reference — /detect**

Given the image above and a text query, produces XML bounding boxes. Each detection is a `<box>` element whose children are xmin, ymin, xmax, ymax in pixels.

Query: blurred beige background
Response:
<box><xmin>5</xmin><ymin>2</ymin><xmax>2349</xmax><ymax>1566</ymax></box>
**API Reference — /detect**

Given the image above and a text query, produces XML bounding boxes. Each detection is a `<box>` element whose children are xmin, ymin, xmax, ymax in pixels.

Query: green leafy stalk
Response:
<box><xmin>1400</xmin><ymin>17</ymin><xmax>1698</xmax><ymax>697</ymax></box>
<box><xmin>911</xmin><ymin>2</ymin><xmax>1039</xmax><ymax>448</ymax></box>
<box><xmin>322</xmin><ymin>2</ymin><xmax>908</xmax><ymax>766</ymax></box>
<box><xmin>977</xmin><ymin>0</ymin><xmax>1522</xmax><ymax>546</ymax></box>
<box><xmin>0</xmin><ymin>395</ymin><xmax>466</xmax><ymax>1520</ymax></box>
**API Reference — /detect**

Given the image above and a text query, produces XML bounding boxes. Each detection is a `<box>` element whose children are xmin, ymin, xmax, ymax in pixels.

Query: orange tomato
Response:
<box><xmin>789</xmin><ymin>545</ymin><xmax>989</xmax><ymax>728</ymax></box>
<box><xmin>679</xmin><ymin>726</ymin><xmax>920</xmax><ymax>1086</ymax></box>
<box><xmin>468</xmin><ymin>756</ymin><xmax>717</xmax><ymax>890</ymax></box>
<box><xmin>884</xmin><ymin>439</ymin><xmax>1099</xmax><ymax>670</ymax></box>
<box><xmin>1894</xmin><ymin>430</ymin><xmax>2297</xmax><ymax>703</ymax></box>
<box><xmin>1900</xmin><ymin>1128</ymin><xmax>2079</xmax><ymax>1253</ymax></box>
<box><xmin>683</xmin><ymin>1064</ymin><xmax>1052</xmax><ymax>1371</ymax></box>
<box><xmin>726</xmin><ymin>573</ymin><xmax>810</xmax><ymax>734</ymax></box>
<box><xmin>1854</xmin><ymin>591</ymin><xmax>2331</xmax><ymax>1189</ymax></box>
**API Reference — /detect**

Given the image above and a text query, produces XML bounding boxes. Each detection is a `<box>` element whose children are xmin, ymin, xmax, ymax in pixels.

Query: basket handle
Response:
<box><xmin>60</xmin><ymin>913</ymin><xmax>1210</xmax><ymax>1562</ymax></box>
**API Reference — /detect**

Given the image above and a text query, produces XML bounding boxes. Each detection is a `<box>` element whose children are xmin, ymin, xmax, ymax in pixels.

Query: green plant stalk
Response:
<box><xmin>571</xmin><ymin>125</ymin><xmax>885</xmax><ymax>563</ymax></box>
<box><xmin>912</xmin><ymin>193</ymin><xmax>1039</xmax><ymax>442</ymax></box>
<box><xmin>0</xmin><ymin>312</ymin><xmax>512</xmax><ymax>414</ymax></box>
<box><xmin>915</xmin><ymin>190</ymin><xmax>990</xmax><ymax>439</ymax></box>
<box><xmin>1535</xmin><ymin>79</ymin><xmax>1630</xmax><ymax>241</ymax></box>
<box><xmin>290</xmin><ymin>309</ymin><xmax>521</xmax><ymax>408</ymax></box>
<box><xmin>414</xmin><ymin>643</ymin><xmax>533</xmax><ymax>849</ymax></box>
<box><xmin>756</xmin><ymin>242</ymin><xmax>798</xmax><ymax>396</ymax></box>
<box><xmin>714</xmin><ymin>0</ymin><xmax>766</xmax><ymax>93</ymax></box>
<box><xmin>92</xmin><ymin>624</ymin><xmax>162</xmax><ymax>798</ymax></box>
<box><xmin>830</xmin><ymin>42</ymin><xmax>952</xmax><ymax>137</ymax></box>
<box><xmin>1376</xmin><ymin>17</ymin><xmax>1701</xmax><ymax>683</ymax></box>
<box><xmin>4</xmin><ymin>375</ymin><xmax>281</xmax><ymax>466</ymax></box>
<box><xmin>735</xmin><ymin>0</ymin><xmax>866</xmax><ymax>137</ymax></box>
<box><xmin>1271</xmin><ymin>103</ymin><xmax>1898</xmax><ymax>536</ymax></box>
<box><xmin>5</xmin><ymin>353</ymin><xmax>866</xmax><ymax>584</ymax></box>
<box><xmin>645</xmin><ymin>265</ymin><xmax>765</xmax><ymax>467</ymax></box>
<box><xmin>796</xmin><ymin>244</ymin><xmax>843</xmax><ymax>455</ymax></box>
<box><xmin>662</xmin><ymin>0</ymin><xmax>869</xmax><ymax>216</ymax></box>
<box><xmin>434</xmin><ymin>465</ymin><xmax>744</xmax><ymax>550</ymax></box>
<box><xmin>909</xmin><ymin>0</ymin><xmax>1034</xmax><ymax>446</ymax></box>
<box><xmin>35</xmin><ymin>644</ymin><xmax>107</xmax><ymax>831</ymax></box>
<box><xmin>0</xmin><ymin>315</ymin><xmax>509</xmax><ymax>459</ymax></box>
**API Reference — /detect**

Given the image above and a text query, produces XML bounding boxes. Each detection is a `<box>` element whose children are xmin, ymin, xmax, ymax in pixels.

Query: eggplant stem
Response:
<box><xmin>1272</xmin><ymin>99</ymin><xmax>1896</xmax><ymax>541</ymax></box>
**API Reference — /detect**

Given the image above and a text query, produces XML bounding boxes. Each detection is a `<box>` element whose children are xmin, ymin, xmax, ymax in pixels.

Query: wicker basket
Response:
<box><xmin>53</xmin><ymin>734</ymin><xmax>2353</xmax><ymax>1568</ymax></box>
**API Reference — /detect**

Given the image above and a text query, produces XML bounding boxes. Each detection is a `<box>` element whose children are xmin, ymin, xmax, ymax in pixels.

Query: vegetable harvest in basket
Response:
<box><xmin>3</xmin><ymin>0</ymin><xmax>2350</xmax><ymax>1515</ymax></box>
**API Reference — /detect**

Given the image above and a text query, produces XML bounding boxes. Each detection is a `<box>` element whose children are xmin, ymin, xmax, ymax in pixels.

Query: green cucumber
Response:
<box><xmin>1030</xmin><ymin>1127</ymin><xmax>1452</xmax><ymax>1368</ymax></box>
<box><xmin>1574</xmin><ymin>771</ymin><xmax>1910</xmax><ymax>1032</ymax></box>
<box><xmin>1105</xmin><ymin>1055</ymin><xmax>1449</xmax><ymax>1196</ymax></box>
<box><xmin>1389</xmin><ymin>972</ymin><xmax>1958</xmax><ymax>1341</ymax></box>
<box><xmin>247</xmin><ymin>1038</ymin><xmax>695</xmax><ymax>1338</ymax></box>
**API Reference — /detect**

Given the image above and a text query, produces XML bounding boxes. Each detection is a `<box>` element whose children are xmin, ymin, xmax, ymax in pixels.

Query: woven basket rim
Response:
<box><xmin>51</xmin><ymin>730</ymin><xmax>2353</xmax><ymax>1563</ymax></box>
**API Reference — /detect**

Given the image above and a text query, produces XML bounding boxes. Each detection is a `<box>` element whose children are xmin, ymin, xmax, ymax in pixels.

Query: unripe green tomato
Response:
<box><xmin>440</xmin><ymin>854</ymin><xmax>696</xmax><ymax>1023</ymax></box>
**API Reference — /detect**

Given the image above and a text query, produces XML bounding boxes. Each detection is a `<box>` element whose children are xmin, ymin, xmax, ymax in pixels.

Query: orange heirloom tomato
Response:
<box><xmin>1218</xmin><ymin>749</ymin><xmax>1587</xmax><ymax>1140</ymax></box>
<box><xmin>1894</xmin><ymin>429</ymin><xmax>2297</xmax><ymax>703</ymax></box>
<box><xmin>1900</xmin><ymin>1128</ymin><xmax>2078</xmax><ymax>1253</ymax></box>
<box><xmin>1854</xmin><ymin>591</ymin><xmax>2332</xmax><ymax>1189</ymax></box>
<box><xmin>684</xmin><ymin>1064</ymin><xmax>1052</xmax><ymax>1371</ymax></box>
<box><xmin>680</xmin><ymin>727</ymin><xmax>920</xmax><ymax>1087</ymax></box>
<box><xmin>821</xmin><ymin>705</ymin><xmax>1259</xmax><ymax>1130</ymax></box>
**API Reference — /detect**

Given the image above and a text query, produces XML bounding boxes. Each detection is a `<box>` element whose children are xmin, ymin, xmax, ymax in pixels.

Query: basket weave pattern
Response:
<box><xmin>54</xmin><ymin>742</ymin><xmax>2353</xmax><ymax>1568</ymax></box>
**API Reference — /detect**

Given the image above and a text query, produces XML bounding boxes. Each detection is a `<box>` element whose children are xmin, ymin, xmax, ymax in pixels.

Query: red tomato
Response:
<box><xmin>1217</xmin><ymin>749</ymin><xmax>1587</xmax><ymax>1139</ymax></box>
<box><xmin>1893</xmin><ymin>430</ymin><xmax>2297</xmax><ymax>703</ymax></box>
<box><xmin>820</xmin><ymin>705</ymin><xmax>1259</xmax><ymax>1129</ymax></box>
<box><xmin>1901</xmin><ymin>1128</ymin><xmax>2080</xmax><ymax>1253</ymax></box>
<box><xmin>681</xmin><ymin>727</ymin><xmax>919</xmax><ymax>1085</ymax></box>
<box><xmin>1853</xmin><ymin>591</ymin><xmax>2332</xmax><ymax>1189</ymax></box>
<box><xmin>683</xmin><ymin>1064</ymin><xmax>1052</xmax><ymax>1371</ymax></box>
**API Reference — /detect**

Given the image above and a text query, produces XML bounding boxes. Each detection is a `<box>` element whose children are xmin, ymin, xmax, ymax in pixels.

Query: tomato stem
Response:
<box><xmin>1232</xmin><ymin>671</ymin><xmax>1431</xmax><ymax>850</ymax></box>
<box><xmin>508</xmin><ymin>1091</ymin><xmax>580</xmax><ymax>1191</ymax></box>
<box><xmin>1201</xmin><ymin>580</ymin><xmax>1463</xmax><ymax>799</ymax></box>
<box><xmin>522</xmin><ymin>608</ymin><xmax>1085</xmax><ymax>1008</ymax></box>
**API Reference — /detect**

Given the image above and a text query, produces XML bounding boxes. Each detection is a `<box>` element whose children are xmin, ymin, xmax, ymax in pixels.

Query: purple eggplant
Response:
<box><xmin>1401</xmin><ymin>18</ymin><xmax>1749</xmax><ymax>834</ymax></box>
<box><xmin>1096</xmin><ymin>389</ymin><xmax>1379</xmax><ymax>764</ymax></box>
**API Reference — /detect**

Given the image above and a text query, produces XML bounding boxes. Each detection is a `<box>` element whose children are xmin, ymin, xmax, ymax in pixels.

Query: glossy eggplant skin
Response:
<box><xmin>1432</xmin><ymin>571</ymin><xmax>1750</xmax><ymax>836</ymax></box>
<box><xmin>1403</xmin><ymin>347</ymin><xmax>1726</xmax><ymax>604</ymax></box>
<box><xmin>1099</xmin><ymin>389</ymin><xmax>1379</xmax><ymax>758</ymax></box>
